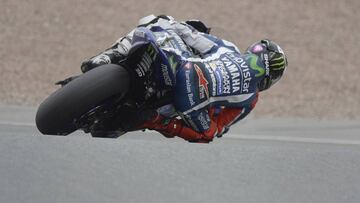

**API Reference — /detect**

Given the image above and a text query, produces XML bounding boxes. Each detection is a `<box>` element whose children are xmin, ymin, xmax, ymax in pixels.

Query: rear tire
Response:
<box><xmin>36</xmin><ymin>64</ymin><xmax>130</xmax><ymax>135</ymax></box>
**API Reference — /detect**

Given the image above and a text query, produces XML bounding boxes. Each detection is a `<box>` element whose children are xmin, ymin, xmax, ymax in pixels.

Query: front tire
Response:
<box><xmin>36</xmin><ymin>64</ymin><xmax>130</xmax><ymax>135</ymax></box>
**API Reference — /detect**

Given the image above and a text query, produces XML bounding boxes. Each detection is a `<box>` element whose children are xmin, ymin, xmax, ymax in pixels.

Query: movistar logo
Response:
<box><xmin>247</xmin><ymin>55</ymin><xmax>265</xmax><ymax>77</ymax></box>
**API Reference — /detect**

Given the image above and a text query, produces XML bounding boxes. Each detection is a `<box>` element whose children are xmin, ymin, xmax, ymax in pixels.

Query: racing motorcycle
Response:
<box><xmin>36</xmin><ymin>28</ymin><xmax>183</xmax><ymax>138</ymax></box>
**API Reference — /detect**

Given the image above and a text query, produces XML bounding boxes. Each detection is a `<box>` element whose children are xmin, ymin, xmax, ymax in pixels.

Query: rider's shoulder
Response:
<box><xmin>195</xmin><ymin>33</ymin><xmax>240</xmax><ymax>55</ymax></box>
<box><xmin>221</xmin><ymin>39</ymin><xmax>241</xmax><ymax>54</ymax></box>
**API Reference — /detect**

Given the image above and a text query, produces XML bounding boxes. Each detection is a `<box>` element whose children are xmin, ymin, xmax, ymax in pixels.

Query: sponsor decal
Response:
<box><xmin>207</xmin><ymin>62</ymin><xmax>223</xmax><ymax>95</ymax></box>
<box><xmin>158</xmin><ymin>54</ymin><xmax>177</xmax><ymax>86</ymax></box>
<box><xmin>135</xmin><ymin>53</ymin><xmax>152</xmax><ymax>77</ymax></box>
<box><xmin>168</xmin><ymin>55</ymin><xmax>177</xmax><ymax>73</ymax></box>
<box><xmin>252</xmin><ymin>44</ymin><xmax>264</xmax><ymax>53</ymax></box>
<box><xmin>221</xmin><ymin>55</ymin><xmax>241</xmax><ymax>93</ymax></box>
<box><xmin>238</xmin><ymin>58</ymin><xmax>251</xmax><ymax>93</ymax></box>
<box><xmin>270</xmin><ymin>55</ymin><xmax>286</xmax><ymax>71</ymax></box>
<box><xmin>185</xmin><ymin>70</ymin><xmax>195</xmax><ymax>106</ymax></box>
<box><xmin>216</xmin><ymin>60</ymin><xmax>231</xmax><ymax>94</ymax></box>
<box><xmin>160</xmin><ymin>64</ymin><xmax>172</xmax><ymax>86</ymax></box>
<box><xmin>194</xmin><ymin>64</ymin><xmax>209</xmax><ymax>100</ymax></box>
<box><xmin>205</xmin><ymin>63</ymin><xmax>217</xmax><ymax>96</ymax></box>
<box><xmin>134</xmin><ymin>45</ymin><xmax>158</xmax><ymax>77</ymax></box>
<box><xmin>197</xmin><ymin>111</ymin><xmax>210</xmax><ymax>130</ymax></box>
<box><xmin>214</xmin><ymin>68</ymin><xmax>223</xmax><ymax>95</ymax></box>
<box><xmin>147</xmin><ymin>44</ymin><xmax>158</xmax><ymax>60</ymax></box>
<box><xmin>224</xmin><ymin>53</ymin><xmax>251</xmax><ymax>93</ymax></box>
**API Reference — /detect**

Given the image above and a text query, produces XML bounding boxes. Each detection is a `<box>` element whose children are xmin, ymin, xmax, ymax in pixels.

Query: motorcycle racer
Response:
<box><xmin>81</xmin><ymin>15</ymin><xmax>288</xmax><ymax>143</ymax></box>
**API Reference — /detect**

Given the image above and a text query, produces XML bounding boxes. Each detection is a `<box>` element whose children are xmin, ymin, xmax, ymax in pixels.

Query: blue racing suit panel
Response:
<box><xmin>174</xmin><ymin>62</ymin><xmax>213</xmax><ymax>132</ymax></box>
<box><xmin>174</xmin><ymin>48</ymin><xmax>266</xmax><ymax>133</ymax></box>
<box><xmin>129</xmin><ymin>17</ymin><xmax>265</xmax><ymax>136</ymax></box>
<box><xmin>130</xmin><ymin>23</ymin><xmax>266</xmax><ymax>135</ymax></box>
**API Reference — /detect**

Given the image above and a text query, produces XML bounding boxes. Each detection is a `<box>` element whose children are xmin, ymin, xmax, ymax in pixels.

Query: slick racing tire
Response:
<box><xmin>36</xmin><ymin>64</ymin><xmax>130</xmax><ymax>135</ymax></box>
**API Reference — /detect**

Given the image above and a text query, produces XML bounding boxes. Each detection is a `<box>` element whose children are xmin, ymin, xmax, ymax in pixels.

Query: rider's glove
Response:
<box><xmin>81</xmin><ymin>49</ymin><xmax>125</xmax><ymax>73</ymax></box>
<box><xmin>81</xmin><ymin>36</ymin><xmax>131</xmax><ymax>73</ymax></box>
<box><xmin>173</xmin><ymin>23</ymin><xmax>216</xmax><ymax>55</ymax></box>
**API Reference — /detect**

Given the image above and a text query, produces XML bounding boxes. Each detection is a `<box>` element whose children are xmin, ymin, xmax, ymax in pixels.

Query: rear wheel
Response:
<box><xmin>36</xmin><ymin>64</ymin><xmax>130</xmax><ymax>135</ymax></box>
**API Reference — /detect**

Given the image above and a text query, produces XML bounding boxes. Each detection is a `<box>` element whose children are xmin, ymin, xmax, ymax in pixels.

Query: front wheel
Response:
<box><xmin>36</xmin><ymin>64</ymin><xmax>130</xmax><ymax>135</ymax></box>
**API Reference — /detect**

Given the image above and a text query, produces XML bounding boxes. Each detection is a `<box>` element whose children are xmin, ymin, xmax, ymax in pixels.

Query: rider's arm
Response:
<box><xmin>172</xmin><ymin>22</ymin><xmax>242</xmax><ymax>56</ymax></box>
<box><xmin>81</xmin><ymin>15</ymin><xmax>170</xmax><ymax>73</ymax></box>
<box><xmin>172</xmin><ymin>23</ymin><xmax>217</xmax><ymax>55</ymax></box>
<box><xmin>80</xmin><ymin>15</ymin><xmax>173</xmax><ymax>73</ymax></box>
<box><xmin>80</xmin><ymin>33</ymin><xmax>133</xmax><ymax>72</ymax></box>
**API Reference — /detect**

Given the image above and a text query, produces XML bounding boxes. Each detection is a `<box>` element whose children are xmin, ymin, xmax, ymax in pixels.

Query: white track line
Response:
<box><xmin>226</xmin><ymin>134</ymin><xmax>360</xmax><ymax>145</ymax></box>
<box><xmin>1</xmin><ymin>121</ymin><xmax>359</xmax><ymax>145</ymax></box>
<box><xmin>0</xmin><ymin>121</ymin><xmax>35</xmax><ymax>127</ymax></box>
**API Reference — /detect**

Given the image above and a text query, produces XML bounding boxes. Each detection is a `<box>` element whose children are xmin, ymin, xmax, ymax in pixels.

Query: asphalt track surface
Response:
<box><xmin>1</xmin><ymin>106</ymin><xmax>360</xmax><ymax>203</ymax></box>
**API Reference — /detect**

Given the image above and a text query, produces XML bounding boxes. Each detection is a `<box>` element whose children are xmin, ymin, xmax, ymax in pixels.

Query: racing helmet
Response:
<box><xmin>246</xmin><ymin>39</ymin><xmax>288</xmax><ymax>91</ymax></box>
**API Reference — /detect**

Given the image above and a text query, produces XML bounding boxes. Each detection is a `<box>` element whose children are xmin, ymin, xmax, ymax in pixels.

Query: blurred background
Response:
<box><xmin>1</xmin><ymin>0</ymin><xmax>359</xmax><ymax>120</ymax></box>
